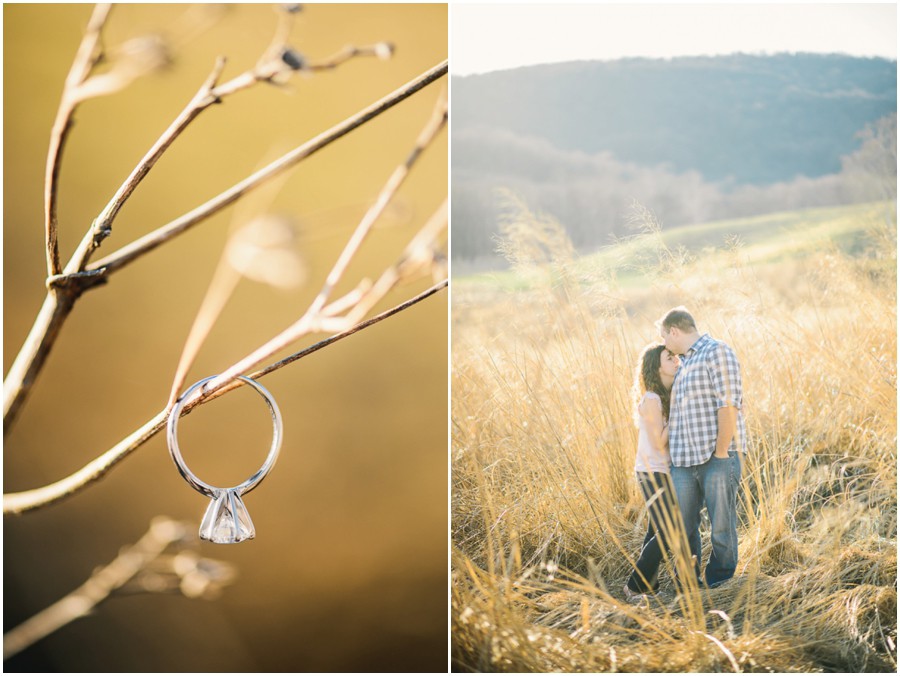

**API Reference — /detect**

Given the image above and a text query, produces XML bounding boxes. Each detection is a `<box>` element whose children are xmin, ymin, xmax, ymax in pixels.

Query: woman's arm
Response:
<box><xmin>639</xmin><ymin>395</ymin><xmax>667</xmax><ymax>453</ymax></box>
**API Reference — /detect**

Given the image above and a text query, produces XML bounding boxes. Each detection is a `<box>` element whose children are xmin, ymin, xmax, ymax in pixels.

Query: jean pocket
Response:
<box><xmin>731</xmin><ymin>452</ymin><xmax>742</xmax><ymax>483</ymax></box>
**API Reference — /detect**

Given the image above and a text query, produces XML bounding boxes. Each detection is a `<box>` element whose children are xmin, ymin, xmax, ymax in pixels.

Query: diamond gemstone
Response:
<box><xmin>200</xmin><ymin>490</ymin><xmax>255</xmax><ymax>544</ymax></box>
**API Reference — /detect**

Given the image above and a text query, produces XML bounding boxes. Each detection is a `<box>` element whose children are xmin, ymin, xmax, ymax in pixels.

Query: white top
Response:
<box><xmin>634</xmin><ymin>391</ymin><xmax>671</xmax><ymax>474</ymax></box>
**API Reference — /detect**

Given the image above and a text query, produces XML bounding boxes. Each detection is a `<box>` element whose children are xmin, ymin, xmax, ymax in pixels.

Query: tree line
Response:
<box><xmin>451</xmin><ymin>53</ymin><xmax>896</xmax><ymax>265</ymax></box>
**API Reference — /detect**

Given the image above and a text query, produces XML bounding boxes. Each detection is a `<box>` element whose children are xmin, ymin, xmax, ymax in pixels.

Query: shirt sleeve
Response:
<box><xmin>708</xmin><ymin>342</ymin><xmax>742</xmax><ymax>409</ymax></box>
<box><xmin>638</xmin><ymin>391</ymin><xmax>662</xmax><ymax>415</ymax></box>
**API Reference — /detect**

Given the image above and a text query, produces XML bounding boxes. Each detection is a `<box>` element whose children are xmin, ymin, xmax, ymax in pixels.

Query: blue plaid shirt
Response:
<box><xmin>669</xmin><ymin>333</ymin><xmax>746</xmax><ymax>467</ymax></box>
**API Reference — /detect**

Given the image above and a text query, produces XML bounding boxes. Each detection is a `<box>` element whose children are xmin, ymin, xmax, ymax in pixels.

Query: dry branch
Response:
<box><xmin>3</xmin><ymin>56</ymin><xmax>447</xmax><ymax>430</ymax></box>
<box><xmin>3</xmin><ymin>516</ymin><xmax>236</xmax><ymax>660</ymax></box>
<box><xmin>3</xmin><ymin>278</ymin><xmax>446</xmax><ymax>515</ymax></box>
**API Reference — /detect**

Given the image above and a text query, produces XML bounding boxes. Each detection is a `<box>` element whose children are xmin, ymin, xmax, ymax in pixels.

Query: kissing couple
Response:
<box><xmin>624</xmin><ymin>307</ymin><xmax>747</xmax><ymax>600</ymax></box>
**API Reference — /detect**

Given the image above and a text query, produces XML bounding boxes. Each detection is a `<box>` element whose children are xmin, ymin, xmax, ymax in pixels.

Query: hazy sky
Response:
<box><xmin>451</xmin><ymin>3</ymin><xmax>898</xmax><ymax>75</ymax></box>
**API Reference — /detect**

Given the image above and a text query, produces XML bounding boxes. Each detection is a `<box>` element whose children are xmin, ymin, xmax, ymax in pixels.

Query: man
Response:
<box><xmin>659</xmin><ymin>307</ymin><xmax>746</xmax><ymax>588</ymax></box>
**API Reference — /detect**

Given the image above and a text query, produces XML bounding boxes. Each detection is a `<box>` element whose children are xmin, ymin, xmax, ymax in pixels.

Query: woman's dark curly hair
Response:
<box><xmin>634</xmin><ymin>343</ymin><xmax>671</xmax><ymax>422</ymax></box>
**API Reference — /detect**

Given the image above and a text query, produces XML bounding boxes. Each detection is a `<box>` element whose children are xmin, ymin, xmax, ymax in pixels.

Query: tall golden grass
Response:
<box><xmin>451</xmin><ymin>199</ymin><xmax>897</xmax><ymax>672</ymax></box>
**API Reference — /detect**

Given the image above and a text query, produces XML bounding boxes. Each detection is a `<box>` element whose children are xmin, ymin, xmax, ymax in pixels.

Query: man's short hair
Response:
<box><xmin>658</xmin><ymin>306</ymin><xmax>697</xmax><ymax>332</ymax></box>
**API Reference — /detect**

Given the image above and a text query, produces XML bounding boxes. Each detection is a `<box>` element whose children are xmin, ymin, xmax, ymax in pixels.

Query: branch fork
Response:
<box><xmin>45</xmin><ymin>268</ymin><xmax>108</xmax><ymax>292</ymax></box>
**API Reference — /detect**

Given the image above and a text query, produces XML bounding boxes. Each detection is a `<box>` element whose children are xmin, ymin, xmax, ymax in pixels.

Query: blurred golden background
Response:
<box><xmin>4</xmin><ymin>4</ymin><xmax>447</xmax><ymax>672</ymax></box>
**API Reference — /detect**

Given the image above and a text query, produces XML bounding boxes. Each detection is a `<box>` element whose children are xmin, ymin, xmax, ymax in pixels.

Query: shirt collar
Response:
<box><xmin>684</xmin><ymin>333</ymin><xmax>712</xmax><ymax>359</ymax></box>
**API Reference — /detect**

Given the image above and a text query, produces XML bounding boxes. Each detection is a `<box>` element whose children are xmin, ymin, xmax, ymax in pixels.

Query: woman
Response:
<box><xmin>623</xmin><ymin>343</ymin><xmax>680</xmax><ymax>601</ymax></box>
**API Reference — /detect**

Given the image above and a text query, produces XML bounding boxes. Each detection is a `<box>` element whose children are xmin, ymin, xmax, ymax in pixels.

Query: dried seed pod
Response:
<box><xmin>280</xmin><ymin>47</ymin><xmax>306</xmax><ymax>71</ymax></box>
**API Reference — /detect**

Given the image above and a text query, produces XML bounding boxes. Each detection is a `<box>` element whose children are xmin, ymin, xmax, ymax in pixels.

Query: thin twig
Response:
<box><xmin>2</xmin><ymin>279</ymin><xmax>446</xmax><ymax>515</ymax></box>
<box><xmin>330</xmin><ymin>198</ymin><xmax>448</xmax><ymax>329</ymax></box>
<box><xmin>306</xmin><ymin>43</ymin><xmax>395</xmax><ymax>71</ymax></box>
<box><xmin>86</xmin><ymin>59</ymin><xmax>449</xmax><ymax>277</ymax></box>
<box><xmin>166</xmin><ymin>258</ymin><xmax>242</xmax><ymax>408</ymax></box>
<box><xmin>44</xmin><ymin>4</ymin><xmax>112</xmax><ymax>277</ymax></box>
<box><xmin>306</xmin><ymin>85</ymin><xmax>447</xmax><ymax>319</ymax></box>
<box><xmin>253</xmin><ymin>279</ymin><xmax>446</xmax><ymax>379</ymax></box>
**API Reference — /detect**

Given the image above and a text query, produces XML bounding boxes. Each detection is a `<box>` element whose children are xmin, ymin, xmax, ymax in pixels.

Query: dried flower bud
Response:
<box><xmin>173</xmin><ymin>551</ymin><xmax>237</xmax><ymax>600</ymax></box>
<box><xmin>374</xmin><ymin>42</ymin><xmax>395</xmax><ymax>60</ymax></box>
<box><xmin>76</xmin><ymin>34</ymin><xmax>172</xmax><ymax>100</ymax></box>
<box><xmin>226</xmin><ymin>215</ymin><xmax>306</xmax><ymax>289</ymax></box>
<box><xmin>280</xmin><ymin>47</ymin><xmax>306</xmax><ymax>71</ymax></box>
<box><xmin>118</xmin><ymin>34</ymin><xmax>172</xmax><ymax>73</ymax></box>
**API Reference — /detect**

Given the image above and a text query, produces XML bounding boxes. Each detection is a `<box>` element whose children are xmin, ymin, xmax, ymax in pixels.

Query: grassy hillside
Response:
<box><xmin>451</xmin><ymin>200</ymin><xmax>896</xmax><ymax>672</ymax></box>
<box><xmin>454</xmin><ymin>200</ymin><xmax>894</xmax><ymax>291</ymax></box>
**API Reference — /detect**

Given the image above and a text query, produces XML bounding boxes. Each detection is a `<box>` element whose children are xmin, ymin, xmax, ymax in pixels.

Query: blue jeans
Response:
<box><xmin>626</xmin><ymin>472</ymin><xmax>678</xmax><ymax>593</ymax></box>
<box><xmin>671</xmin><ymin>451</ymin><xmax>742</xmax><ymax>587</ymax></box>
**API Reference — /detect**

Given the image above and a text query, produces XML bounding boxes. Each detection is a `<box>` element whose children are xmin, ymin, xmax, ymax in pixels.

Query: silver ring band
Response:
<box><xmin>167</xmin><ymin>375</ymin><xmax>283</xmax><ymax>499</ymax></box>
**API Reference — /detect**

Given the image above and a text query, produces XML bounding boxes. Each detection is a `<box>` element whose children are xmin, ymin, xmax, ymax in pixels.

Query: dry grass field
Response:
<box><xmin>451</xmin><ymin>199</ymin><xmax>897</xmax><ymax>672</ymax></box>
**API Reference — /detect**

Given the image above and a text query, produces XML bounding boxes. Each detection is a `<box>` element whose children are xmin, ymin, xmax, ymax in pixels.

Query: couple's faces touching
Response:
<box><xmin>660</xmin><ymin>325</ymin><xmax>688</xmax><ymax>356</ymax></box>
<box><xmin>659</xmin><ymin>348</ymin><xmax>680</xmax><ymax>381</ymax></box>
